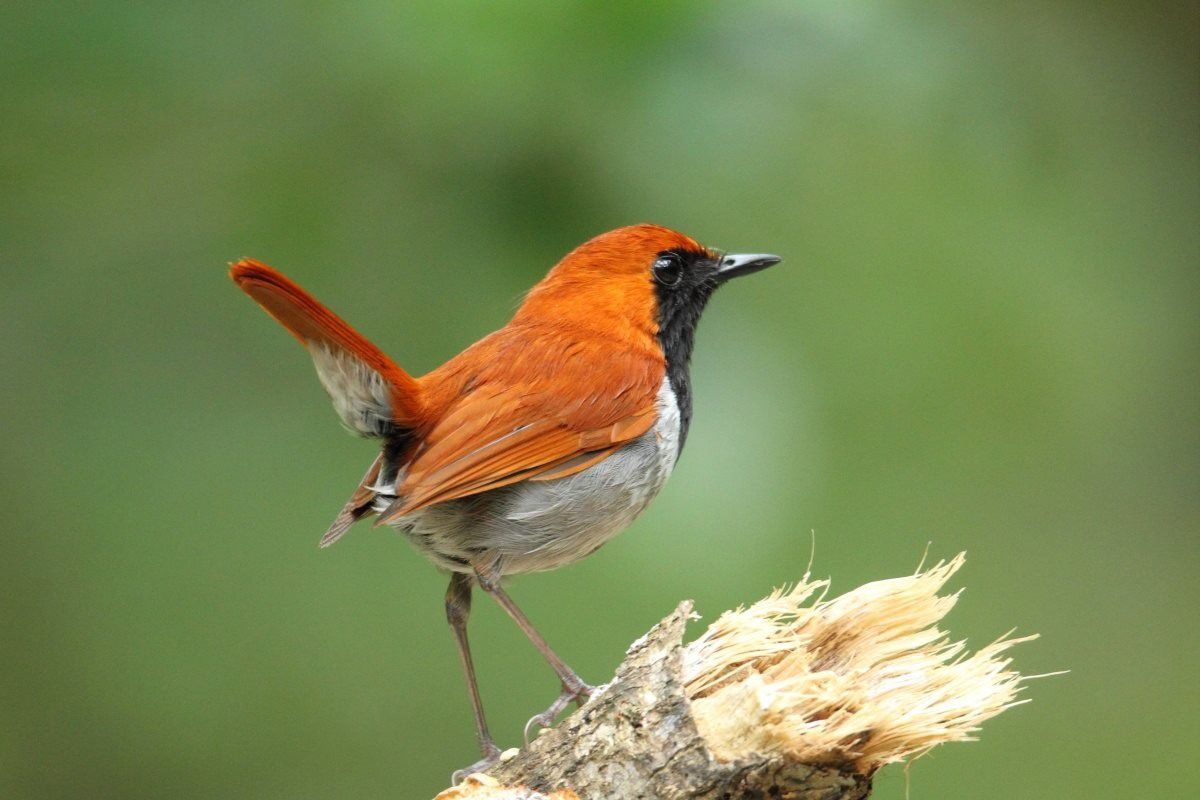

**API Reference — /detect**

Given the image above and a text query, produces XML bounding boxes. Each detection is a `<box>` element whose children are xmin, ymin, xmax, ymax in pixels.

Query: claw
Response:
<box><xmin>522</xmin><ymin>681</ymin><xmax>596</xmax><ymax>745</ymax></box>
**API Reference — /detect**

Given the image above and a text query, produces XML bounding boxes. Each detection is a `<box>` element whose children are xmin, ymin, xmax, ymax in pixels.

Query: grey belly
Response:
<box><xmin>376</xmin><ymin>426</ymin><xmax>675</xmax><ymax>576</ymax></box>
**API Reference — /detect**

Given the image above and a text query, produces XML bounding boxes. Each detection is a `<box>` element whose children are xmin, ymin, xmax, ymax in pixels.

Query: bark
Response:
<box><xmin>439</xmin><ymin>602</ymin><xmax>874</xmax><ymax>800</ymax></box>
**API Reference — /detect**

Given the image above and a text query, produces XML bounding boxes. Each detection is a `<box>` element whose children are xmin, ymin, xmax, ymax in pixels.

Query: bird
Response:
<box><xmin>229</xmin><ymin>224</ymin><xmax>780</xmax><ymax>775</ymax></box>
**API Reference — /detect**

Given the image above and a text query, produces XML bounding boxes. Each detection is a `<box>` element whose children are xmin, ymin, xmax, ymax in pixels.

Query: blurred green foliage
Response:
<box><xmin>2</xmin><ymin>2</ymin><xmax>1196</xmax><ymax>798</ymax></box>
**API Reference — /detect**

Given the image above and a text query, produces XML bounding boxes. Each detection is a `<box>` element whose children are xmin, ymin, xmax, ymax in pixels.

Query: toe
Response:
<box><xmin>451</xmin><ymin>743</ymin><xmax>503</xmax><ymax>784</ymax></box>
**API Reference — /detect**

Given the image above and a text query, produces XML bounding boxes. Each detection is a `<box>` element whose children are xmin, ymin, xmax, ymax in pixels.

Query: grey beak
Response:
<box><xmin>717</xmin><ymin>253</ymin><xmax>782</xmax><ymax>280</ymax></box>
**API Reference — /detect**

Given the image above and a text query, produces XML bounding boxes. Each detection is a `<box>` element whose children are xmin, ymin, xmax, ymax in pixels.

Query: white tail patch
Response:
<box><xmin>310</xmin><ymin>343</ymin><xmax>395</xmax><ymax>437</ymax></box>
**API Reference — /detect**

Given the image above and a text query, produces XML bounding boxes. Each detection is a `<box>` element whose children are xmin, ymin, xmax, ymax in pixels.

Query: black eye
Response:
<box><xmin>652</xmin><ymin>254</ymin><xmax>683</xmax><ymax>287</ymax></box>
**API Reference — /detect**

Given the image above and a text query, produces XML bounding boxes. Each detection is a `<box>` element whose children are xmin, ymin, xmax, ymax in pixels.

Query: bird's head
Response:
<box><xmin>515</xmin><ymin>224</ymin><xmax>781</xmax><ymax>353</ymax></box>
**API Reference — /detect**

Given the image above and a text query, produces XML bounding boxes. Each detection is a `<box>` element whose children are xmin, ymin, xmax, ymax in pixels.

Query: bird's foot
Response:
<box><xmin>523</xmin><ymin>680</ymin><xmax>595</xmax><ymax>744</ymax></box>
<box><xmin>451</xmin><ymin>741</ymin><xmax>503</xmax><ymax>786</ymax></box>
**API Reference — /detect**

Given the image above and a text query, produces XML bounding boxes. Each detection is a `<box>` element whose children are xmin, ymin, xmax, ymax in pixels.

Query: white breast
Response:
<box><xmin>651</xmin><ymin>375</ymin><xmax>683</xmax><ymax>476</ymax></box>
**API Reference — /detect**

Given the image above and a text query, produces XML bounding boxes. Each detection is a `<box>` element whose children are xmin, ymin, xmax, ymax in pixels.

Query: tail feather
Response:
<box><xmin>230</xmin><ymin>259</ymin><xmax>425</xmax><ymax>436</ymax></box>
<box><xmin>320</xmin><ymin>453</ymin><xmax>383</xmax><ymax>547</ymax></box>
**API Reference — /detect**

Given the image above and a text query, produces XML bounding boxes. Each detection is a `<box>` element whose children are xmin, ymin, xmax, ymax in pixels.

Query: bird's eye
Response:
<box><xmin>652</xmin><ymin>254</ymin><xmax>683</xmax><ymax>287</ymax></box>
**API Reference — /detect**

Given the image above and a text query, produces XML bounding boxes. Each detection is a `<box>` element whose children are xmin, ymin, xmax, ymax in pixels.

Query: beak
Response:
<box><xmin>716</xmin><ymin>252</ymin><xmax>782</xmax><ymax>281</ymax></box>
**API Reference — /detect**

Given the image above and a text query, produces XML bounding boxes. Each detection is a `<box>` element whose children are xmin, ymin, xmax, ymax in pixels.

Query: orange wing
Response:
<box><xmin>378</xmin><ymin>325</ymin><xmax>664</xmax><ymax>521</ymax></box>
<box><xmin>230</xmin><ymin>259</ymin><xmax>425</xmax><ymax>432</ymax></box>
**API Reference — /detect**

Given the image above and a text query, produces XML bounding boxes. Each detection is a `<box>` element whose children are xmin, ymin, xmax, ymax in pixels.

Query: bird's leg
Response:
<box><xmin>445</xmin><ymin>572</ymin><xmax>501</xmax><ymax>783</ymax></box>
<box><xmin>473</xmin><ymin>561</ymin><xmax>595</xmax><ymax>742</ymax></box>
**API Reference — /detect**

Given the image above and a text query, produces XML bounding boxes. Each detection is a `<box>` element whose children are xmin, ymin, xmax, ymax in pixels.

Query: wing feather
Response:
<box><xmin>319</xmin><ymin>453</ymin><xmax>383</xmax><ymax>547</ymax></box>
<box><xmin>378</xmin><ymin>325</ymin><xmax>663</xmax><ymax>520</ymax></box>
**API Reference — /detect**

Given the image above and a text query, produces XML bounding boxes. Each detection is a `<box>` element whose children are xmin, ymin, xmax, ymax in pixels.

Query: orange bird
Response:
<box><xmin>230</xmin><ymin>224</ymin><xmax>780</xmax><ymax>774</ymax></box>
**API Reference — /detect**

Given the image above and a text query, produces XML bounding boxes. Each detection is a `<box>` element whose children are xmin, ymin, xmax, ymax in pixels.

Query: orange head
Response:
<box><xmin>514</xmin><ymin>222</ymin><xmax>781</xmax><ymax>358</ymax></box>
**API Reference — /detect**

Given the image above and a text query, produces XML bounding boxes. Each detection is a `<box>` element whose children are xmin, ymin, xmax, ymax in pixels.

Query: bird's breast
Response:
<box><xmin>383</xmin><ymin>378</ymin><xmax>683</xmax><ymax>575</ymax></box>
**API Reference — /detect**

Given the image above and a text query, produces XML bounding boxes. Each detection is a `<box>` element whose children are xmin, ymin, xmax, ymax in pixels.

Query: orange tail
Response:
<box><xmin>230</xmin><ymin>259</ymin><xmax>425</xmax><ymax>436</ymax></box>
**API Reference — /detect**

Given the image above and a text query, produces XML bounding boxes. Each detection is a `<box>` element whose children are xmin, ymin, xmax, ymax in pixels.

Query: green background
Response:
<box><xmin>3</xmin><ymin>3</ymin><xmax>1196</xmax><ymax>798</ymax></box>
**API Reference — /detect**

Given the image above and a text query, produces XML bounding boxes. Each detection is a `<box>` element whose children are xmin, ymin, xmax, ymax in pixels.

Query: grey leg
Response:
<box><xmin>473</xmin><ymin>562</ymin><xmax>594</xmax><ymax>741</ymax></box>
<box><xmin>445</xmin><ymin>573</ymin><xmax>501</xmax><ymax>782</ymax></box>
